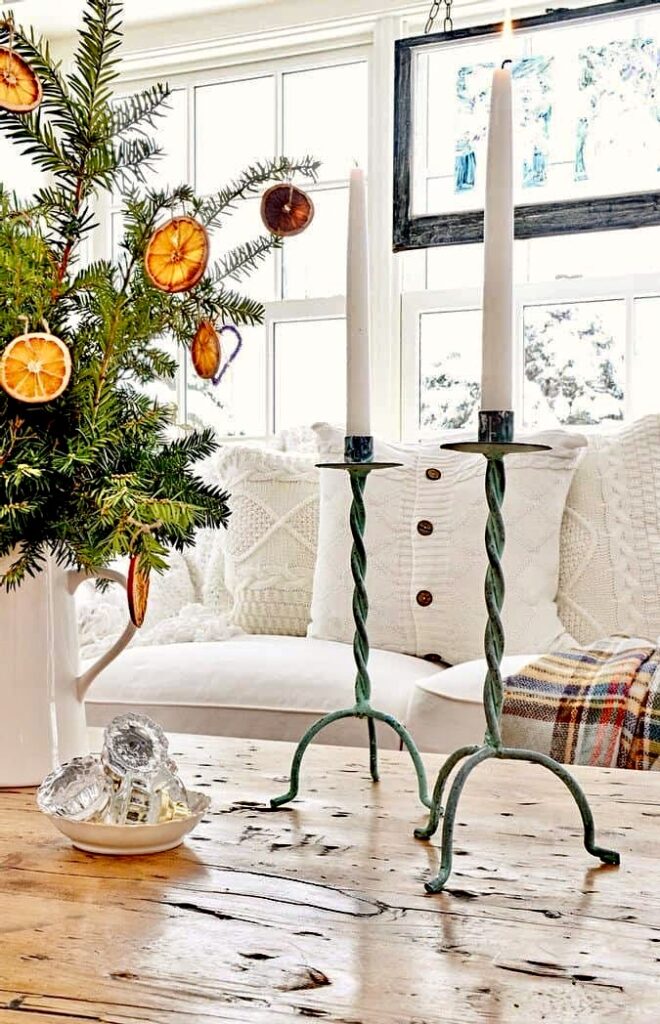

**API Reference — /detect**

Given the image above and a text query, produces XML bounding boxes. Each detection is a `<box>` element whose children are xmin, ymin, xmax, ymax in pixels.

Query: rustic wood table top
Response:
<box><xmin>1</xmin><ymin>732</ymin><xmax>659</xmax><ymax>1024</ymax></box>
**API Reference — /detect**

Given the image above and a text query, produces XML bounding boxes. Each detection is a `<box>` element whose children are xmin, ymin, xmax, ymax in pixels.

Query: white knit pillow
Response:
<box><xmin>212</xmin><ymin>445</ymin><xmax>319</xmax><ymax>636</ymax></box>
<box><xmin>558</xmin><ymin>415</ymin><xmax>660</xmax><ymax>645</ymax></box>
<box><xmin>308</xmin><ymin>424</ymin><xmax>585</xmax><ymax>665</ymax></box>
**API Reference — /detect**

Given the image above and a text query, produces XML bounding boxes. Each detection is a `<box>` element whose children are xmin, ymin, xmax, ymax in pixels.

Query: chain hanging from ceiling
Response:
<box><xmin>424</xmin><ymin>0</ymin><xmax>453</xmax><ymax>34</ymax></box>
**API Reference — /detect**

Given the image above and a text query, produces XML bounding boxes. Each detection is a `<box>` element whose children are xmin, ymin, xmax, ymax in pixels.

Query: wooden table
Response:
<box><xmin>1</xmin><ymin>734</ymin><xmax>659</xmax><ymax>1023</ymax></box>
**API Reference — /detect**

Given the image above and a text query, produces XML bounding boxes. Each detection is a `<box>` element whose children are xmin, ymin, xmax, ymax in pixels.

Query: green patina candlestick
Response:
<box><xmin>270</xmin><ymin>435</ymin><xmax>431</xmax><ymax>811</ymax></box>
<box><xmin>416</xmin><ymin>410</ymin><xmax>620</xmax><ymax>894</ymax></box>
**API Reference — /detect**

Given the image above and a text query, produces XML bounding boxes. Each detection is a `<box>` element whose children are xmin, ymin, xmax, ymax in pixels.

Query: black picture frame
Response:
<box><xmin>393</xmin><ymin>0</ymin><xmax>660</xmax><ymax>251</ymax></box>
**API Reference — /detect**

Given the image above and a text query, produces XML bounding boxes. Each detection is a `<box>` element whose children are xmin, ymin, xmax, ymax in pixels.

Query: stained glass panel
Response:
<box><xmin>409</xmin><ymin>5</ymin><xmax>660</xmax><ymax>221</ymax></box>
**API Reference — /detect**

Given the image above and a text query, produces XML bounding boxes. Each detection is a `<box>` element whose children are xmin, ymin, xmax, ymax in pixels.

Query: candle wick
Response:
<box><xmin>501</xmin><ymin>58</ymin><xmax>513</xmax><ymax>69</ymax></box>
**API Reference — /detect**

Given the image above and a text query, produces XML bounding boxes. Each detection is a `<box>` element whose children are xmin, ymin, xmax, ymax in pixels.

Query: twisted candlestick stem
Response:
<box><xmin>350</xmin><ymin>472</ymin><xmax>370</xmax><ymax>707</ymax></box>
<box><xmin>483</xmin><ymin>455</ymin><xmax>506</xmax><ymax>747</ymax></box>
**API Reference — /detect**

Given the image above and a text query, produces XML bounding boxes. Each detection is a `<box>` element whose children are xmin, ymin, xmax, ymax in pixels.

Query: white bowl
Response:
<box><xmin>44</xmin><ymin>791</ymin><xmax>211</xmax><ymax>855</ymax></box>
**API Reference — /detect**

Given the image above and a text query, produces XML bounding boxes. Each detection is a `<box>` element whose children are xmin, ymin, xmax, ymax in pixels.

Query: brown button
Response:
<box><xmin>426</xmin><ymin>467</ymin><xmax>442</xmax><ymax>481</ymax></box>
<box><xmin>416</xmin><ymin>589</ymin><xmax>433</xmax><ymax>607</ymax></box>
<box><xmin>417</xmin><ymin>519</ymin><xmax>433</xmax><ymax>536</ymax></box>
<box><xmin>424</xmin><ymin>653</ymin><xmax>443</xmax><ymax>664</ymax></box>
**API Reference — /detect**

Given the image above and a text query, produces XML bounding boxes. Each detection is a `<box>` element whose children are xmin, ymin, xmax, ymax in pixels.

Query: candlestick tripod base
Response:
<box><xmin>270</xmin><ymin>456</ymin><xmax>431</xmax><ymax>812</ymax></box>
<box><xmin>415</xmin><ymin>439</ymin><xmax>620</xmax><ymax>893</ymax></box>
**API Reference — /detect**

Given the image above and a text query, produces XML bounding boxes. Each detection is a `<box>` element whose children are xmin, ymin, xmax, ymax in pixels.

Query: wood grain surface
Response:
<box><xmin>1</xmin><ymin>732</ymin><xmax>658</xmax><ymax>1023</ymax></box>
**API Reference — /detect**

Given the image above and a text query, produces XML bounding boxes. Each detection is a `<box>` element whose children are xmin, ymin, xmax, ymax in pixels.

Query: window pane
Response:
<box><xmin>523</xmin><ymin>300</ymin><xmax>625</xmax><ymax>428</ymax></box>
<box><xmin>186</xmin><ymin>325</ymin><xmax>266</xmax><ymax>437</ymax></box>
<box><xmin>283</xmin><ymin>62</ymin><xmax>367</xmax><ymax>182</ymax></box>
<box><xmin>111</xmin><ymin>211</ymin><xmax>124</xmax><ymax>262</ymax></box>
<box><xmin>273</xmin><ymin>318</ymin><xmax>346</xmax><ymax>431</ymax></box>
<box><xmin>525</xmin><ymin>227</ymin><xmax>660</xmax><ymax>282</ymax></box>
<box><xmin>195</xmin><ymin>77</ymin><xmax>275</xmax><ymax>193</ymax></box>
<box><xmin>143</xmin><ymin>336</ymin><xmax>178</xmax><ymax>409</ymax></box>
<box><xmin>282</xmin><ymin>187</ymin><xmax>348</xmax><ymax>299</ymax></box>
<box><xmin>422</xmin><ymin>226</ymin><xmax>660</xmax><ymax>292</ymax></box>
<box><xmin>208</xmin><ymin>196</ymin><xmax>276</xmax><ymax>302</ymax></box>
<box><xmin>419</xmin><ymin>309</ymin><xmax>481</xmax><ymax>435</ymax></box>
<box><xmin>144</xmin><ymin>88</ymin><xmax>188</xmax><ymax>189</ymax></box>
<box><xmin>111</xmin><ymin>89</ymin><xmax>187</xmax><ymax>201</ymax></box>
<box><xmin>0</xmin><ymin>132</ymin><xmax>44</xmax><ymax>199</ymax></box>
<box><xmin>633</xmin><ymin>296</ymin><xmax>660</xmax><ymax>420</ymax></box>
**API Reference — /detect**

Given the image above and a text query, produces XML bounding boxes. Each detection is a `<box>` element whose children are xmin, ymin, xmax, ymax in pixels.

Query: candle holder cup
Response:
<box><xmin>270</xmin><ymin>435</ymin><xmax>431</xmax><ymax>811</ymax></box>
<box><xmin>416</xmin><ymin>411</ymin><xmax>620</xmax><ymax>893</ymax></box>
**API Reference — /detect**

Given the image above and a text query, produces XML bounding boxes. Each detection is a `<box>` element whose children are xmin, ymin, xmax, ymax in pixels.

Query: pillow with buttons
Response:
<box><xmin>308</xmin><ymin>423</ymin><xmax>586</xmax><ymax>665</ymax></box>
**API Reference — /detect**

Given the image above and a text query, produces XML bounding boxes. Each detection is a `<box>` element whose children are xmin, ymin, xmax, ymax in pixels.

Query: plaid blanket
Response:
<box><xmin>501</xmin><ymin>636</ymin><xmax>660</xmax><ymax>770</ymax></box>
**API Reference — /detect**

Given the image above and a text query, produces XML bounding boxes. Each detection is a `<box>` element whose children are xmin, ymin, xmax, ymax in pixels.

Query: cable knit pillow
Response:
<box><xmin>76</xmin><ymin>543</ymin><xmax>239</xmax><ymax>659</ymax></box>
<box><xmin>212</xmin><ymin>445</ymin><xmax>319</xmax><ymax>636</ymax></box>
<box><xmin>558</xmin><ymin>415</ymin><xmax>660</xmax><ymax>645</ymax></box>
<box><xmin>308</xmin><ymin>424</ymin><xmax>586</xmax><ymax>665</ymax></box>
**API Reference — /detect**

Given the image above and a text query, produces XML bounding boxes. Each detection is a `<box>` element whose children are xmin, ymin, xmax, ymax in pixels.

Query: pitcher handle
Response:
<box><xmin>68</xmin><ymin>568</ymin><xmax>137</xmax><ymax>700</ymax></box>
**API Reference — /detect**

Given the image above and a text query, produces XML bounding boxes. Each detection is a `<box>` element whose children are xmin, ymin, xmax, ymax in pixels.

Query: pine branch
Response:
<box><xmin>68</xmin><ymin>0</ymin><xmax>123</xmax><ymax>118</ymax></box>
<box><xmin>111</xmin><ymin>84</ymin><xmax>171</xmax><ymax>138</ymax></box>
<box><xmin>0</xmin><ymin>1</ymin><xmax>318</xmax><ymax>590</ymax></box>
<box><xmin>212</xmin><ymin>235</ymin><xmax>282</xmax><ymax>284</ymax></box>
<box><xmin>0</xmin><ymin>109</ymin><xmax>70</xmax><ymax>178</ymax></box>
<box><xmin>113</xmin><ymin>136</ymin><xmax>163</xmax><ymax>185</ymax></box>
<box><xmin>199</xmin><ymin>156</ymin><xmax>320</xmax><ymax>230</ymax></box>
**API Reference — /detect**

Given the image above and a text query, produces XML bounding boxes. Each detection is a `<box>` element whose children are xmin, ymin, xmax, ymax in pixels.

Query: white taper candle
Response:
<box><xmin>481</xmin><ymin>59</ymin><xmax>514</xmax><ymax>412</ymax></box>
<box><xmin>346</xmin><ymin>167</ymin><xmax>371</xmax><ymax>436</ymax></box>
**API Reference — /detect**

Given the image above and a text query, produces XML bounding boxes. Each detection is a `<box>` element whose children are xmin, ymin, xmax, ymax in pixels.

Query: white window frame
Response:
<box><xmin>101</xmin><ymin>19</ymin><xmax>403</xmax><ymax>439</ymax></box>
<box><xmin>402</xmin><ymin>271</ymin><xmax>660</xmax><ymax>438</ymax></box>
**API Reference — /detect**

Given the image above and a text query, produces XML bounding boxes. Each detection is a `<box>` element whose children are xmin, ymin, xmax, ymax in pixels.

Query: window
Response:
<box><xmin>108</xmin><ymin>51</ymin><xmax>368</xmax><ymax>437</ymax></box>
<box><xmin>394</xmin><ymin>1</ymin><xmax>660</xmax><ymax>248</ymax></box>
<box><xmin>402</xmin><ymin>253</ymin><xmax>660</xmax><ymax>436</ymax></box>
<box><xmin>93</xmin><ymin>8</ymin><xmax>657</xmax><ymax>444</ymax></box>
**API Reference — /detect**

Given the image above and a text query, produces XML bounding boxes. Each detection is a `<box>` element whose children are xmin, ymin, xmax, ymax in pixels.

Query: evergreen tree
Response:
<box><xmin>0</xmin><ymin>1</ymin><xmax>318</xmax><ymax>589</ymax></box>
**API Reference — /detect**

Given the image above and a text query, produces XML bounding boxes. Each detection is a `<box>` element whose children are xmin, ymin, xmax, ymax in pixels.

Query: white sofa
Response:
<box><xmin>85</xmin><ymin>417</ymin><xmax>660</xmax><ymax>754</ymax></box>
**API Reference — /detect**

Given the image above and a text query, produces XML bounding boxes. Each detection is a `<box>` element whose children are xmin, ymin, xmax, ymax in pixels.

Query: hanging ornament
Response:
<box><xmin>260</xmin><ymin>183</ymin><xmax>314</xmax><ymax>237</ymax></box>
<box><xmin>144</xmin><ymin>216</ymin><xmax>209</xmax><ymax>294</ymax></box>
<box><xmin>0</xmin><ymin>331</ymin><xmax>72</xmax><ymax>403</ymax></box>
<box><xmin>0</xmin><ymin>19</ymin><xmax>42</xmax><ymax>114</ymax></box>
<box><xmin>127</xmin><ymin>555</ymin><xmax>150</xmax><ymax>628</ymax></box>
<box><xmin>191</xmin><ymin>320</ymin><xmax>221</xmax><ymax>380</ymax></box>
<box><xmin>211</xmin><ymin>325</ymin><xmax>243</xmax><ymax>387</ymax></box>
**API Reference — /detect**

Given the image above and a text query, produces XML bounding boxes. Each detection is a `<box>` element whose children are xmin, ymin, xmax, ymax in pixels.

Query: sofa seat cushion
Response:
<box><xmin>406</xmin><ymin>655</ymin><xmax>539</xmax><ymax>753</ymax></box>
<box><xmin>85</xmin><ymin>636</ymin><xmax>443</xmax><ymax>749</ymax></box>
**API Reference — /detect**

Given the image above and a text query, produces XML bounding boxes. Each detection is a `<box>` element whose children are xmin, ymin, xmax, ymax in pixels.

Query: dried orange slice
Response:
<box><xmin>144</xmin><ymin>216</ymin><xmax>209</xmax><ymax>294</ymax></box>
<box><xmin>0</xmin><ymin>48</ymin><xmax>42</xmax><ymax>113</ymax></box>
<box><xmin>127</xmin><ymin>555</ymin><xmax>150</xmax><ymax>628</ymax></box>
<box><xmin>0</xmin><ymin>332</ymin><xmax>72</xmax><ymax>404</ymax></box>
<box><xmin>261</xmin><ymin>184</ymin><xmax>314</xmax><ymax>237</ymax></box>
<box><xmin>191</xmin><ymin>320</ymin><xmax>221</xmax><ymax>380</ymax></box>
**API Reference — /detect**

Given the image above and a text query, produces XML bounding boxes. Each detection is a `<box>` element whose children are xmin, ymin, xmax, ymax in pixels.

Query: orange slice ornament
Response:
<box><xmin>144</xmin><ymin>216</ymin><xmax>209</xmax><ymax>294</ymax></box>
<box><xmin>0</xmin><ymin>47</ymin><xmax>42</xmax><ymax>113</ymax></box>
<box><xmin>127</xmin><ymin>555</ymin><xmax>150</xmax><ymax>628</ymax></box>
<box><xmin>191</xmin><ymin>320</ymin><xmax>221</xmax><ymax>380</ymax></box>
<box><xmin>0</xmin><ymin>332</ymin><xmax>72</xmax><ymax>404</ymax></box>
<box><xmin>261</xmin><ymin>184</ymin><xmax>314</xmax><ymax>237</ymax></box>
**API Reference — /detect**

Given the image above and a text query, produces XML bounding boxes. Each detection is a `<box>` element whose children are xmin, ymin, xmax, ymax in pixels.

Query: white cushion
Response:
<box><xmin>406</xmin><ymin>654</ymin><xmax>537</xmax><ymax>753</ymax></box>
<box><xmin>85</xmin><ymin>635</ymin><xmax>441</xmax><ymax>749</ymax></box>
<box><xmin>205</xmin><ymin>446</ymin><xmax>319</xmax><ymax>636</ymax></box>
<box><xmin>76</xmin><ymin>544</ymin><xmax>237</xmax><ymax>661</ymax></box>
<box><xmin>558</xmin><ymin>415</ymin><xmax>660</xmax><ymax>644</ymax></box>
<box><xmin>309</xmin><ymin>423</ymin><xmax>585</xmax><ymax>664</ymax></box>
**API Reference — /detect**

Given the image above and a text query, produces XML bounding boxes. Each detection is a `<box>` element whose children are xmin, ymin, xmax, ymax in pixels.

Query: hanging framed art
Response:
<box><xmin>393</xmin><ymin>0</ymin><xmax>660</xmax><ymax>250</ymax></box>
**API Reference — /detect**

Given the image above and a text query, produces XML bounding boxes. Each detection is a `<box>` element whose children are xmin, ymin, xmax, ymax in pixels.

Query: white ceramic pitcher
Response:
<box><xmin>0</xmin><ymin>556</ymin><xmax>136</xmax><ymax>787</ymax></box>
